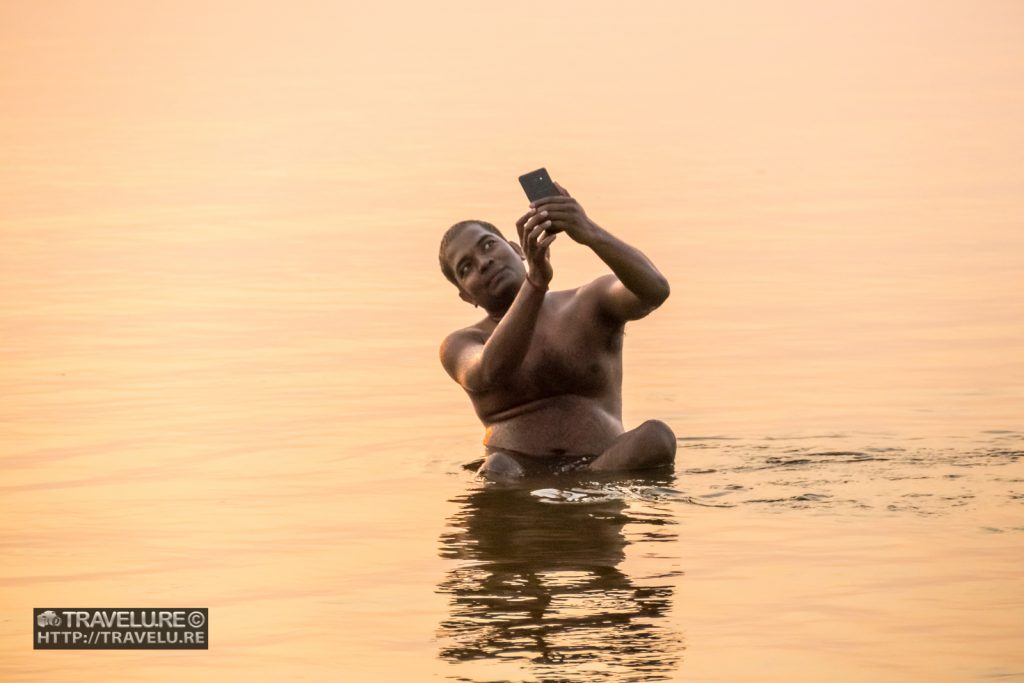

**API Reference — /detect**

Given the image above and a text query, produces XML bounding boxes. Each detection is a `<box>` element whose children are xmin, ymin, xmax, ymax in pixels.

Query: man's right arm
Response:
<box><xmin>440</xmin><ymin>210</ymin><xmax>556</xmax><ymax>393</ymax></box>
<box><xmin>440</xmin><ymin>278</ymin><xmax>548</xmax><ymax>393</ymax></box>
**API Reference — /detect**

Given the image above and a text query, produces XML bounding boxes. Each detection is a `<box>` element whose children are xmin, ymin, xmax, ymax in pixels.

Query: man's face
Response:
<box><xmin>444</xmin><ymin>223</ymin><xmax>526</xmax><ymax>310</ymax></box>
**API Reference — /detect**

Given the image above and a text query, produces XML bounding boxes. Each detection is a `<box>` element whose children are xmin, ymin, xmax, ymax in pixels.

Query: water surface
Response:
<box><xmin>2</xmin><ymin>1</ymin><xmax>1023</xmax><ymax>681</ymax></box>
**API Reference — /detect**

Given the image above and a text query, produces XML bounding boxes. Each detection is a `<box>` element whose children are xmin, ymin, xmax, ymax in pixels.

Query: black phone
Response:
<box><xmin>518</xmin><ymin>168</ymin><xmax>559</xmax><ymax>203</ymax></box>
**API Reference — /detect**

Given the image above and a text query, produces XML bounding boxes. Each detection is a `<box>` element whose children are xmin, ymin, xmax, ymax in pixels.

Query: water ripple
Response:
<box><xmin>489</xmin><ymin>431</ymin><xmax>1024</xmax><ymax>517</ymax></box>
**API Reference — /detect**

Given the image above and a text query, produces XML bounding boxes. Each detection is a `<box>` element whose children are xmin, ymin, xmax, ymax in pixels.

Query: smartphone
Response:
<box><xmin>518</xmin><ymin>168</ymin><xmax>559</xmax><ymax>203</ymax></box>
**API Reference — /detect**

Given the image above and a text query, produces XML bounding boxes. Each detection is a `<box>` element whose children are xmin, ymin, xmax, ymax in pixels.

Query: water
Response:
<box><xmin>438</xmin><ymin>475</ymin><xmax>683</xmax><ymax>682</ymax></box>
<box><xmin>433</xmin><ymin>433</ymin><xmax>1024</xmax><ymax>682</ymax></box>
<box><xmin>2</xmin><ymin>1</ymin><xmax>1024</xmax><ymax>681</ymax></box>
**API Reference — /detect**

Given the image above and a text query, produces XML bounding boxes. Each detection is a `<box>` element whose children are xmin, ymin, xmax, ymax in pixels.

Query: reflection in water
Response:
<box><xmin>437</xmin><ymin>476</ymin><xmax>683</xmax><ymax>682</ymax></box>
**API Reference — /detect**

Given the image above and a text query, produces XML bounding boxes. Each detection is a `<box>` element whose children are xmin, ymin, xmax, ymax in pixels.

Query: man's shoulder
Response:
<box><xmin>560</xmin><ymin>275</ymin><xmax>620</xmax><ymax>311</ymax></box>
<box><xmin>582</xmin><ymin>274</ymin><xmax>619</xmax><ymax>293</ymax></box>
<box><xmin>547</xmin><ymin>275</ymin><xmax>615</xmax><ymax>303</ymax></box>
<box><xmin>443</xmin><ymin>319</ymin><xmax>490</xmax><ymax>342</ymax></box>
<box><xmin>556</xmin><ymin>274</ymin><xmax>615</xmax><ymax>295</ymax></box>
<box><xmin>440</xmin><ymin>324</ymin><xmax>489</xmax><ymax>380</ymax></box>
<box><xmin>440</xmin><ymin>324</ymin><xmax>487</xmax><ymax>356</ymax></box>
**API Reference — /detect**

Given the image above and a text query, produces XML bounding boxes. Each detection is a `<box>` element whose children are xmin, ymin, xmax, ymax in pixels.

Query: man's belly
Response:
<box><xmin>481</xmin><ymin>395</ymin><xmax>624</xmax><ymax>457</ymax></box>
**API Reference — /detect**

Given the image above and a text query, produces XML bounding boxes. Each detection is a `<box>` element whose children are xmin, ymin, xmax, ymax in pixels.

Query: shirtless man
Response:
<box><xmin>439</xmin><ymin>182</ymin><xmax>677</xmax><ymax>479</ymax></box>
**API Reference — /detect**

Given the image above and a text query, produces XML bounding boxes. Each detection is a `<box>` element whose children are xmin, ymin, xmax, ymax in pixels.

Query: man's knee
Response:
<box><xmin>590</xmin><ymin>420</ymin><xmax>677</xmax><ymax>472</ymax></box>
<box><xmin>640</xmin><ymin>419</ymin><xmax>677</xmax><ymax>462</ymax></box>
<box><xmin>477</xmin><ymin>451</ymin><xmax>526</xmax><ymax>481</ymax></box>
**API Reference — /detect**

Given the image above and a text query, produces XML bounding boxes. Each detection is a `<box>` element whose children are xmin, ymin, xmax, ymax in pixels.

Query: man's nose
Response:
<box><xmin>479</xmin><ymin>254</ymin><xmax>494</xmax><ymax>272</ymax></box>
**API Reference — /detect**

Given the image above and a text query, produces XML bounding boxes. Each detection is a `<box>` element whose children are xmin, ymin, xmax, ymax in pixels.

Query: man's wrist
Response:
<box><xmin>525</xmin><ymin>276</ymin><xmax>549</xmax><ymax>292</ymax></box>
<box><xmin>578</xmin><ymin>220</ymin><xmax>607</xmax><ymax>248</ymax></box>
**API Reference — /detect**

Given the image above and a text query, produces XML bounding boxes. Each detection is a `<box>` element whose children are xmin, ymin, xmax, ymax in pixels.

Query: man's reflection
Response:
<box><xmin>437</xmin><ymin>477</ymin><xmax>683</xmax><ymax>682</ymax></box>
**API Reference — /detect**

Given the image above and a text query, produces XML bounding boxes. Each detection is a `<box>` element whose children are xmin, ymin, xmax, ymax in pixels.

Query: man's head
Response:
<box><xmin>439</xmin><ymin>220</ymin><xmax>526</xmax><ymax>311</ymax></box>
<box><xmin>439</xmin><ymin>220</ymin><xmax>504</xmax><ymax>285</ymax></box>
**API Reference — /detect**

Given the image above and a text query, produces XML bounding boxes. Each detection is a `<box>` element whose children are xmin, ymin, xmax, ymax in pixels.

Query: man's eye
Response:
<box><xmin>483</xmin><ymin>240</ymin><xmax>493</xmax><ymax>250</ymax></box>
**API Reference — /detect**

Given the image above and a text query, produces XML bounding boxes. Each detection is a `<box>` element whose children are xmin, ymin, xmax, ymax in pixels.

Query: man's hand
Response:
<box><xmin>515</xmin><ymin>207</ymin><xmax>557</xmax><ymax>290</ymax></box>
<box><xmin>529</xmin><ymin>180</ymin><xmax>670</xmax><ymax>321</ymax></box>
<box><xmin>530</xmin><ymin>182</ymin><xmax>599</xmax><ymax>246</ymax></box>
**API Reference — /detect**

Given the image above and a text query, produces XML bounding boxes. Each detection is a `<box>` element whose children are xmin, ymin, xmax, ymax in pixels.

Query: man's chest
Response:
<box><xmin>510</xmin><ymin>299</ymin><xmax>623</xmax><ymax>397</ymax></box>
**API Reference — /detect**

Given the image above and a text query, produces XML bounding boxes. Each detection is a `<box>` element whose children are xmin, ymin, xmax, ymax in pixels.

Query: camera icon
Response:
<box><xmin>37</xmin><ymin>610</ymin><xmax>61</xmax><ymax>628</ymax></box>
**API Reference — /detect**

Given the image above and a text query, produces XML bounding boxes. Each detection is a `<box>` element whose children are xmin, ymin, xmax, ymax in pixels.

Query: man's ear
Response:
<box><xmin>510</xmin><ymin>241</ymin><xmax>525</xmax><ymax>259</ymax></box>
<box><xmin>458</xmin><ymin>289</ymin><xmax>475</xmax><ymax>305</ymax></box>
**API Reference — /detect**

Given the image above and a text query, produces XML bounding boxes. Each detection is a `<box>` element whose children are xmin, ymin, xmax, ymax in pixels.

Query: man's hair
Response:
<box><xmin>438</xmin><ymin>220</ymin><xmax>506</xmax><ymax>285</ymax></box>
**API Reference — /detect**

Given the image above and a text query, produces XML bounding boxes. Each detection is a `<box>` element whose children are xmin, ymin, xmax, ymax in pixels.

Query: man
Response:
<box><xmin>439</xmin><ymin>182</ymin><xmax>676</xmax><ymax>479</ymax></box>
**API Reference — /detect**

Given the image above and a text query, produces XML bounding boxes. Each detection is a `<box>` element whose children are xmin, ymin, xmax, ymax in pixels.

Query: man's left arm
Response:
<box><xmin>532</xmin><ymin>183</ymin><xmax>669</xmax><ymax>321</ymax></box>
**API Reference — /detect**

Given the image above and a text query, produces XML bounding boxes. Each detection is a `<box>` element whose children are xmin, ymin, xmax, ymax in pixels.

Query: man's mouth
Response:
<box><xmin>486</xmin><ymin>268</ymin><xmax>506</xmax><ymax>288</ymax></box>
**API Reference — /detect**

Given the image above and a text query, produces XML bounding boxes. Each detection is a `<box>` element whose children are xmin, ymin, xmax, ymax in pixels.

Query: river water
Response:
<box><xmin>2</xmin><ymin>2</ymin><xmax>1023</xmax><ymax>681</ymax></box>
